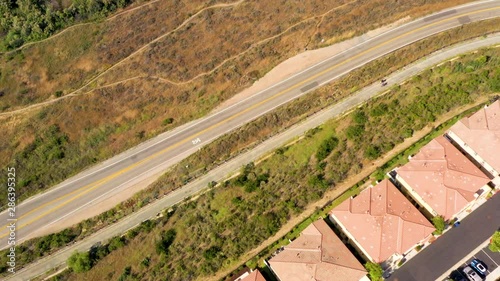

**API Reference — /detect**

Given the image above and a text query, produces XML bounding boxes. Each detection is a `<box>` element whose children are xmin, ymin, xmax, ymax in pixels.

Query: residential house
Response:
<box><xmin>447</xmin><ymin>100</ymin><xmax>500</xmax><ymax>179</ymax></box>
<box><xmin>268</xmin><ymin>219</ymin><xmax>367</xmax><ymax>281</ymax></box>
<box><xmin>329</xmin><ymin>179</ymin><xmax>434</xmax><ymax>265</ymax></box>
<box><xmin>234</xmin><ymin>269</ymin><xmax>267</xmax><ymax>281</ymax></box>
<box><xmin>395</xmin><ymin>136</ymin><xmax>491</xmax><ymax>220</ymax></box>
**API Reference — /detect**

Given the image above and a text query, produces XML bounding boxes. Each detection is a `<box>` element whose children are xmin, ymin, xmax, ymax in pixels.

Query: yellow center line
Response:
<box><xmin>2</xmin><ymin>6</ymin><xmax>498</xmax><ymax>239</ymax></box>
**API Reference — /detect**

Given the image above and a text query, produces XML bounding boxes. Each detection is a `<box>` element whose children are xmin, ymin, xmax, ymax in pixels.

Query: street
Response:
<box><xmin>389</xmin><ymin>193</ymin><xmax>500</xmax><ymax>281</ymax></box>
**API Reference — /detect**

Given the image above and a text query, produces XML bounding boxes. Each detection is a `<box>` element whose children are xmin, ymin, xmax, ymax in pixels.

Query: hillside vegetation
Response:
<box><xmin>0</xmin><ymin>0</ymin><xmax>471</xmax><ymax>204</ymax></box>
<box><xmin>0</xmin><ymin>19</ymin><xmax>500</xmax><ymax>272</ymax></box>
<box><xmin>47</xmin><ymin>46</ymin><xmax>500</xmax><ymax>281</ymax></box>
<box><xmin>0</xmin><ymin>0</ymin><xmax>136</xmax><ymax>50</ymax></box>
<box><xmin>2</xmin><ymin>20</ymin><xmax>499</xmax><ymax>277</ymax></box>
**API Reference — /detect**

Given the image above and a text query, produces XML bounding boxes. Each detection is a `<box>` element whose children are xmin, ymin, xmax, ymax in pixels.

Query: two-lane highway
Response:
<box><xmin>1</xmin><ymin>0</ymin><xmax>499</xmax><ymax>248</ymax></box>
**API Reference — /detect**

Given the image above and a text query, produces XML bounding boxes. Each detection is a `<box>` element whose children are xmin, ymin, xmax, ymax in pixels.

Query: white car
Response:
<box><xmin>463</xmin><ymin>266</ymin><xmax>483</xmax><ymax>281</ymax></box>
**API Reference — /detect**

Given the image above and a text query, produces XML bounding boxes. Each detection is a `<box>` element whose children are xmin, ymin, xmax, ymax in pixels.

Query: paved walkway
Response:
<box><xmin>486</xmin><ymin>267</ymin><xmax>500</xmax><ymax>281</ymax></box>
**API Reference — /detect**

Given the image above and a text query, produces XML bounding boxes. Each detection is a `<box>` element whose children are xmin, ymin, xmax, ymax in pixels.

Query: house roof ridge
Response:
<box><xmin>445</xmin><ymin>164</ymin><xmax>490</xmax><ymax>180</ymax></box>
<box><xmin>368</xmin><ymin>186</ymin><xmax>374</xmax><ymax>215</ymax></box>
<box><xmin>394</xmin><ymin>212</ymin><xmax>432</xmax><ymax>228</ymax></box>
<box><xmin>396</xmin><ymin>217</ymin><xmax>404</xmax><ymax>253</ymax></box>
<box><xmin>322</xmin><ymin>260</ymin><xmax>369</xmax><ymax>272</ymax></box>
<box><xmin>378</xmin><ymin>210</ymin><xmax>386</xmax><ymax>262</ymax></box>
<box><xmin>290</xmin><ymin>248</ymin><xmax>321</xmax><ymax>252</ymax></box>
<box><xmin>481</xmin><ymin>104</ymin><xmax>489</xmax><ymax>129</ymax></box>
<box><xmin>271</xmin><ymin>260</ymin><xmax>319</xmax><ymax>265</ymax></box>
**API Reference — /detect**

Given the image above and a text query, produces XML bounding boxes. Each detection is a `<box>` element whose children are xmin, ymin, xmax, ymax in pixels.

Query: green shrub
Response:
<box><xmin>353</xmin><ymin>110</ymin><xmax>368</xmax><ymax>124</ymax></box>
<box><xmin>231</xmin><ymin>196</ymin><xmax>242</xmax><ymax>205</ymax></box>
<box><xmin>490</xmin><ymin>231</ymin><xmax>500</xmax><ymax>252</ymax></box>
<box><xmin>308</xmin><ymin>174</ymin><xmax>328</xmax><ymax>189</ymax></box>
<box><xmin>140</xmin><ymin>257</ymin><xmax>150</xmax><ymax>268</ymax></box>
<box><xmin>203</xmin><ymin>246</ymin><xmax>221</xmax><ymax>260</ymax></box>
<box><xmin>365</xmin><ymin>262</ymin><xmax>383</xmax><ymax>281</ymax></box>
<box><xmin>346</xmin><ymin>125</ymin><xmax>364</xmax><ymax>140</ymax></box>
<box><xmin>67</xmin><ymin>251</ymin><xmax>92</xmax><ymax>273</ymax></box>
<box><xmin>364</xmin><ymin>145</ymin><xmax>381</xmax><ymax>160</ymax></box>
<box><xmin>162</xmin><ymin>118</ymin><xmax>174</xmax><ymax>126</ymax></box>
<box><xmin>370</xmin><ymin>103</ymin><xmax>388</xmax><ymax>116</ymax></box>
<box><xmin>156</xmin><ymin>229</ymin><xmax>176</xmax><ymax>255</ymax></box>
<box><xmin>107</xmin><ymin>236</ymin><xmax>126</xmax><ymax>251</ymax></box>
<box><xmin>315</xmin><ymin>136</ymin><xmax>339</xmax><ymax>161</ymax></box>
<box><xmin>432</xmin><ymin>216</ymin><xmax>446</xmax><ymax>235</ymax></box>
<box><xmin>118</xmin><ymin>266</ymin><xmax>132</xmax><ymax>281</ymax></box>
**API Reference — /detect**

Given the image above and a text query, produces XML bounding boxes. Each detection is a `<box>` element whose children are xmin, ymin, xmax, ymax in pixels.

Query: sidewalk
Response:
<box><xmin>486</xmin><ymin>266</ymin><xmax>500</xmax><ymax>281</ymax></box>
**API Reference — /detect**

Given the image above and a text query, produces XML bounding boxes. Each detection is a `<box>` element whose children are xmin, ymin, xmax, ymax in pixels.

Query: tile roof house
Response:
<box><xmin>329</xmin><ymin>179</ymin><xmax>434</xmax><ymax>264</ymax></box>
<box><xmin>447</xmin><ymin>100</ymin><xmax>500</xmax><ymax>177</ymax></box>
<box><xmin>235</xmin><ymin>269</ymin><xmax>267</xmax><ymax>281</ymax></box>
<box><xmin>396</xmin><ymin>136</ymin><xmax>491</xmax><ymax>220</ymax></box>
<box><xmin>268</xmin><ymin>219</ymin><xmax>367</xmax><ymax>281</ymax></box>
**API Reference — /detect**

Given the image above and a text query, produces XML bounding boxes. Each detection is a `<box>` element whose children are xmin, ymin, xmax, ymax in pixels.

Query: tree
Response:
<box><xmin>107</xmin><ymin>236</ymin><xmax>126</xmax><ymax>251</ymax></box>
<box><xmin>489</xmin><ymin>231</ymin><xmax>500</xmax><ymax>252</ymax></box>
<box><xmin>156</xmin><ymin>229</ymin><xmax>176</xmax><ymax>255</ymax></box>
<box><xmin>364</xmin><ymin>145</ymin><xmax>381</xmax><ymax>160</ymax></box>
<box><xmin>162</xmin><ymin>118</ymin><xmax>174</xmax><ymax>126</ymax></box>
<box><xmin>365</xmin><ymin>262</ymin><xmax>383</xmax><ymax>281</ymax></box>
<box><xmin>370</xmin><ymin>103</ymin><xmax>388</xmax><ymax>117</ymax></box>
<box><xmin>346</xmin><ymin>125</ymin><xmax>364</xmax><ymax>140</ymax></box>
<box><xmin>432</xmin><ymin>216</ymin><xmax>446</xmax><ymax>235</ymax></box>
<box><xmin>203</xmin><ymin>246</ymin><xmax>221</xmax><ymax>260</ymax></box>
<box><xmin>67</xmin><ymin>251</ymin><xmax>92</xmax><ymax>273</ymax></box>
<box><xmin>353</xmin><ymin>110</ymin><xmax>368</xmax><ymax>124</ymax></box>
<box><xmin>315</xmin><ymin>136</ymin><xmax>339</xmax><ymax>162</ymax></box>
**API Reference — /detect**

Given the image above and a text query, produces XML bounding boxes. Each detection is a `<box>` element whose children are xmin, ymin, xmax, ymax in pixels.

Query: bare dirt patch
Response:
<box><xmin>214</xmin><ymin>16</ymin><xmax>411</xmax><ymax>111</ymax></box>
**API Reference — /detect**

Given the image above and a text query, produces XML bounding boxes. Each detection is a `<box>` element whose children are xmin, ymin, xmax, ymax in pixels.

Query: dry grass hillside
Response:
<box><xmin>0</xmin><ymin>0</ymin><xmax>472</xmax><ymax>202</ymax></box>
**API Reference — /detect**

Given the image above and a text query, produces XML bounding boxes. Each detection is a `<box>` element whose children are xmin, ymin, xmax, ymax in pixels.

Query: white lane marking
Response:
<box><xmin>482</xmin><ymin>249</ymin><xmax>500</xmax><ymax>267</ymax></box>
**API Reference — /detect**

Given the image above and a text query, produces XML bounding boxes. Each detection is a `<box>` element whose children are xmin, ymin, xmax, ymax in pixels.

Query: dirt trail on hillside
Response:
<box><xmin>212</xmin><ymin>16</ymin><xmax>410</xmax><ymax>112</ymax></box>
<box><xmin>204</xmin><ymin>95</ymin><xmax>494</xmax><ymax>281</ymax></box>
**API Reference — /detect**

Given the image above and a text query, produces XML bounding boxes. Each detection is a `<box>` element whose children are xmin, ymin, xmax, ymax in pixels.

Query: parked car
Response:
<box><xmin>462</xmin><ymin>266</ymin><xmax>483</xmax><ymax>281</ymax></box>
<box><xmin>449</xmin><ymin>269</ymin><xmax>467</xmax><ymax>281</ymax></box>
<box><xmin>470</xmin><ymin>259</ymin><xmax>488</xmax><ymax>277</ymax></box>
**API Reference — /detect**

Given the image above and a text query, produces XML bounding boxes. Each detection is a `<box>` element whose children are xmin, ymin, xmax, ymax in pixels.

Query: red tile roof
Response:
<box><xmin>269</xmin><ymin>220</ymin><xmax>366</xmax><ymax>281</ymax></box>
<box><xmin>397</xmin><ymin>136</ymin><xmax>490</xmax><ymax>220</ymax></box>
<box><xmin>330</xmin><ymin>179</ymin><xmax>434</xmax><ymax>263</ymax></box>
<box><xmin>448</xmin><ymin>100</ymin><xmax>500</xmax><ymax>174</ymax></box>
<box><xmin>239</xmin><ymin>270</ymin><xmax>267</xmax><ymax>281</ymax></box>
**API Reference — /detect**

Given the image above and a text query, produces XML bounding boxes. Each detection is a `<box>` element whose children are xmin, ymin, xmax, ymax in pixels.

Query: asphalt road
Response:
<box><xmin>6</xmin><ymin>31</ymin><xmax>500</xmax><ymax>281</ymax></box>
<box><xmin>457</xmin><ymin>246</ymin><xmax>500</xmax><ymax>279</ymax></box>
<box><xmin>1</xmin><ymin>0</ymin><xmax>499</xmax><ymax>251</ymax></box>
<box><xmin>389</xmin><ymin>192</ymin><xmax>500</xmax><ymax>281</ymax></box>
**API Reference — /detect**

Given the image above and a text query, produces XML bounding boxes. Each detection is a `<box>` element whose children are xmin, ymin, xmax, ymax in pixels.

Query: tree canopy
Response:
<box><xmin>490</xmin><ymin>231</ymin><xmax>500</xmax><ymax>252</ymax></box>
<box><xmin>0</xmin><ymin>0</ymin><xmax>132</xmax><ymax>50</ymax></box>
